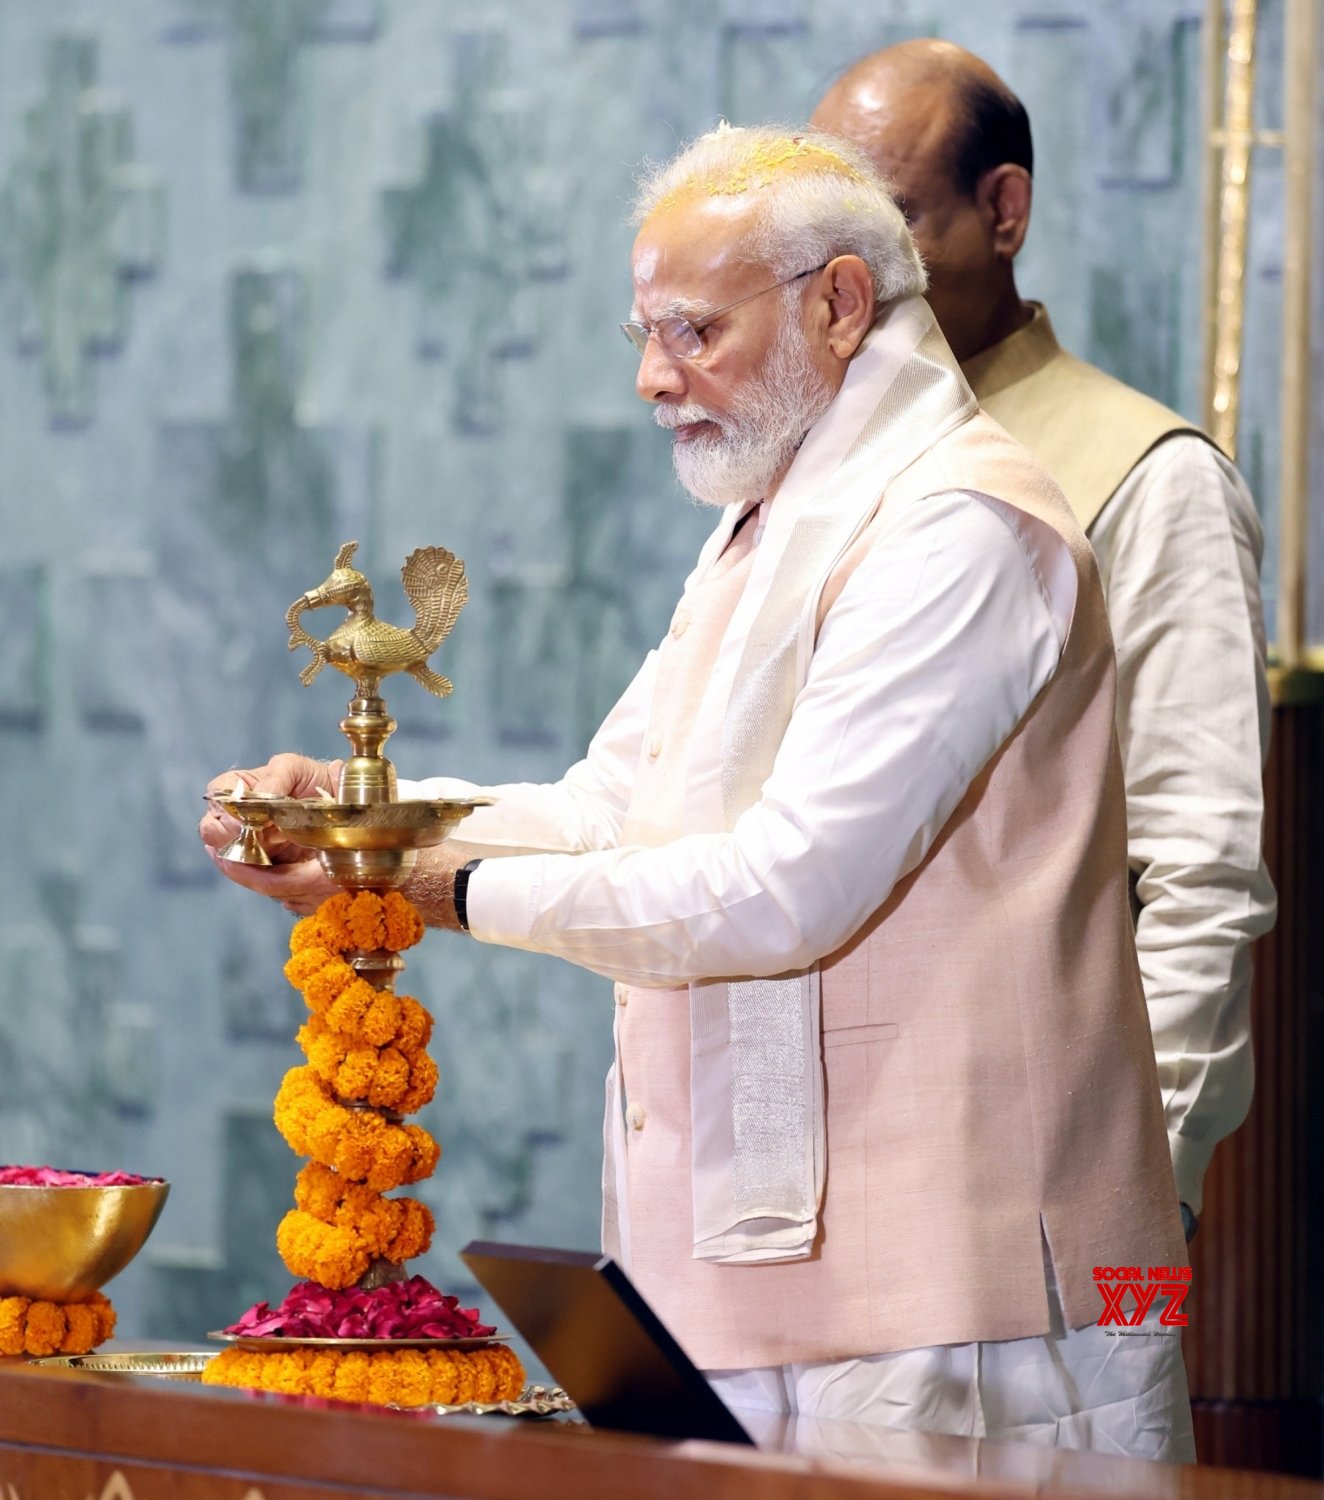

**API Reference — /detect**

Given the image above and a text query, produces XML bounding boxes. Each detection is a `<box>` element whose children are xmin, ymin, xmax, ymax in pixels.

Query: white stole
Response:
<box><xmin>697</xmin><ymin>298</ymin><xmax>977</xmax><ymax>1263</ymax></box>
<box><xmin>604</xmin><ymin>298</ymin><xmax>978</xmax><ymax>1268</ymax></box>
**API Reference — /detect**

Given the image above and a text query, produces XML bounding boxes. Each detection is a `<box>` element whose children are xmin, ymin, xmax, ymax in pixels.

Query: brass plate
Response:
<box><xmin>31</xmin><ymin>1351</ymin><xmax>215</xmax><ymax>1378</ymax></box>
<box><xmin>412</xmin><ymin>1385</ymin><xmax>577</xmax><ymax>1418</ymax></box>
<box><xmin>263</xmin><ymin>797</ymin><xmax>493</xmax><ymax>852</ymax></box>
<box><xmin>209</xmin><ymin>1331</ymin><xmax>509</xmax><ymax>1351</ymax></box>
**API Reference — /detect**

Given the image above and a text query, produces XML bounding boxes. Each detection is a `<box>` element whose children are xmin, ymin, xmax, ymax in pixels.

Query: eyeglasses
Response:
<box><xmin>621</xmin><ymin>262</ymin><xmax>829</xmax><ymax>360</ymax></box>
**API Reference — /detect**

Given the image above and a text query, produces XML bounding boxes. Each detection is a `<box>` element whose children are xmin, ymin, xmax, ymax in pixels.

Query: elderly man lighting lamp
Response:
<box><xmin>203</xmin><ymin>125</ymin><xmax>1193</xmax><ymax>1461</ymax></box>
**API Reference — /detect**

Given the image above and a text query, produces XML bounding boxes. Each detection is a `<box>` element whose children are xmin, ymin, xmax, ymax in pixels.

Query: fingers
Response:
<box><xmin>199</xmin><ymin>755</ymin><xmax>339</xmax><ymax>856</ymax></box>
<box><xmin>205</xmin><ymin>767</ymin><xmax>257</xmax><ymax>800</ymax></box>
<box><xmin>206</xmin><ymin>849</ymin><xmax>336</xmax><ymax>911</ymax></box>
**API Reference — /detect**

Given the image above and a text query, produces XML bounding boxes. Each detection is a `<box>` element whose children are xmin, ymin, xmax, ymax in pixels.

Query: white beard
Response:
<box><xmin>656</xmin><ymin>304</ymin><xmax>835</xmax><ymax>509</ymax></box>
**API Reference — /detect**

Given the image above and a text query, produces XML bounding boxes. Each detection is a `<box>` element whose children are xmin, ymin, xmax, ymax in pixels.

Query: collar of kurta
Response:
<box><xmin>959</xmin><ymin>302</ymin><xmax>1204</xmax><ymax>533</ymax></box>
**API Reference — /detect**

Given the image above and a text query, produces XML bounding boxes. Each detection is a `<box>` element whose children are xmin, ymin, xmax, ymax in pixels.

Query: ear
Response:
<box><xmin>818</xmin><ymin>255</ymin><xmax>877</xmax><ymax>360</ymax></box>
<box><xmin>978</xmin><ymin>165</ymin><xmax>1032</xmax><ymax>260</ymax></box>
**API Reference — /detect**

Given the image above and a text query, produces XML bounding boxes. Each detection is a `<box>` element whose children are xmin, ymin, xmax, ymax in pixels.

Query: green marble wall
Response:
<box><xmin>0</xmin><ymin>0</ymin><xmax>1315</xmax><ymax>1351</ymax></box>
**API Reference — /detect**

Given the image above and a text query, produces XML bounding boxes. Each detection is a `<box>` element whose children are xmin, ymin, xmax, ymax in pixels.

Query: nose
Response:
<box><xmin>636</xmin><ymin>335</ymin><xmax>687</xmax><ymax>403</ymax></box>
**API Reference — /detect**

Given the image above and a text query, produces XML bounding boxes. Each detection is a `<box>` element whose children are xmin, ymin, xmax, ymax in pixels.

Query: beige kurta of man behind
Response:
<box><xmin>610</xmin><ymin>334</ymin><xmax>1188</xmax><ymax>1371</ymax></box>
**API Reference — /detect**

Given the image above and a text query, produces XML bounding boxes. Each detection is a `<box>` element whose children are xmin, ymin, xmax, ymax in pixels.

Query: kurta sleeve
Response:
<box><xmin>1089</xmin><ymin>436</ymin><xmax>1276</xmax><ymax>1214</ymax></box>
<box><xmin>464</xmin><ymin>490</ymin><xmax>1072</xmax><ymax>987</ymax></box>
<box><xmin>399</xmin><ymin>647</ymin><xmax>657</xmax><ymax>857</ymax></box>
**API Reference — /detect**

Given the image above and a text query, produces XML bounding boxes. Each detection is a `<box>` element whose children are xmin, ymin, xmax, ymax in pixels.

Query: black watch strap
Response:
<box><xmin>453</xmin><ymin>859</ymin><xmax>482</xmax><ymax>932</ymax></box>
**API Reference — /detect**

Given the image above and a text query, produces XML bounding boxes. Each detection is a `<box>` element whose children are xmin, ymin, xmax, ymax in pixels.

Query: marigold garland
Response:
<box><xmin>202</xmin><ymin>1342</ymin><xmax>524</xmax><ymax>1407</ymax></box>
<box><xmin>273</xmin><ymin>891</ymin><xmax>443</xmax><ymax>1291</ymax></box>
<box><xmin>273</xmin><ymin>1066</ymin><xmax>439</xmax><ymax>1193</ymax></box>
<box><xmin>224</xmin><ymin>890</ymin><xmax>524</xmax><ymax>1401</ymax></box>
<box><xmin>0</xmin><ymin>1292</ymin><xmax>115</xmax><ymax>1356</ymax></box>
<box><xmin>274</xmin><ymin>1163</ymin><xmax>434</xmax><ymax>1288</ymax></box>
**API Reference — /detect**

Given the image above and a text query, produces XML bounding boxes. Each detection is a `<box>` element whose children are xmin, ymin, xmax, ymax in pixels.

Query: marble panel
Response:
<box><xmin>0</xmin><ymin>564</ymin><xmax>46</xmax><ymax>731</ymax></box>
<box><xmin>164</xmin><ymin>0</ymin><xmax>380</xmax><ymax>192</ymax></box>
<box><xmin>78</xmin><ymin>552</ymin><xmax>154</xmax><ymax>731</ymax></box>
<box><xmin>1094</xmin><ymin>7</ymin><xmax>1184</xmax><ymax>187</ymax></box>
<box><xmin>148</xmin><ymin>265</ymin><xmax>375</xmax><ymax>883</ymax></box>
<box><xmin>0</xmin><ymin>34</ymin><xmax>162</xmax><ymax>425</ymax></box>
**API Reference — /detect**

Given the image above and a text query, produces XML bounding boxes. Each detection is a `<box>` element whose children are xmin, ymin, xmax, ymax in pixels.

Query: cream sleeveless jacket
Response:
<box><xmin>960</xmin><ymin>303</ymin><xmax>1207</xmax><ymax>532</ymax></box>
<box><xmin>610</xmin><ymin>316</ymin><xmax>1187</xmax><ymax>1370</ymax></box>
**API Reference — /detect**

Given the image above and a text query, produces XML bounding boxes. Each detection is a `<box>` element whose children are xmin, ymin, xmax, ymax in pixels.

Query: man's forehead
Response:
<box><xmin>631</xmin><ymin>197</ymin><xmax>760</xmax><ymax>304</ymax></box>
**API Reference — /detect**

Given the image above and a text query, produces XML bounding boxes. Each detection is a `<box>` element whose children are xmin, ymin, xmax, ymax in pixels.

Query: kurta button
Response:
<box><xmin>627</xmin><ymin>1103</ymin><xmax>646</xmax><ymax>1131</ymax></box>
<box><xmin>613</xmin><ymin>983</ymin><xmax>627</xmax><ymax>1007</ymax></box>
<box><xmin>647</xmin><ymin>733</ymin><xmax>663</xmax><ymax>759</ymax></box>
<box><xmin>670</xmin><ymin>608</ymin><xmax>690</xmax><ymax>638</ymax></box>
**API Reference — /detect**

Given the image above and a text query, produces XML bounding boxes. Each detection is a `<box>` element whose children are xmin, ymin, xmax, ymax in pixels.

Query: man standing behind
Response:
<box><xmin>814</xmin><ymin>41</ymin><xmax>1276</xmax><ymax>1240</ymax></box>
<box><xmin>204</xmin><ymin>126</ymin><xmax>1192</xmax><ymax>1458</ymax></box>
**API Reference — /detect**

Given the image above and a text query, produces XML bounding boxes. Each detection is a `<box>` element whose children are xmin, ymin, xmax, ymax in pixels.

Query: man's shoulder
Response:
<box><xmin>888</xmin><ymin>407</ymin><xmax>1087</xmax><ymax>553</ymax></box>
<box><xmin>966</xmin><ymin>324</ymin><xmax>1208</xmax><ymax>533</ymax></box>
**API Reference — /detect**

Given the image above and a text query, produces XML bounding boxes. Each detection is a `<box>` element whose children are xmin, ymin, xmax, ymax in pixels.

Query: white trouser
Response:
<box><xmin>707</xmin><ymin>1253</ymin><xmax>1195</xmax><ymax>1465</ymax></box>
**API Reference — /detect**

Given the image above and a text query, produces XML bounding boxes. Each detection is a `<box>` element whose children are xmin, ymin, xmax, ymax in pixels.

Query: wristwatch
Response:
<box><xmin>453</xmin><ymin>859</ymin><xmax>482</xmax><ymax>932</ymax></box>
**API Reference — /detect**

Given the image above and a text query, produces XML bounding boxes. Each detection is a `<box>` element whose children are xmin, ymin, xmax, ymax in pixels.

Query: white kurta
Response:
<box><xmin>1091</xmin><ymin>436</ymin><xmax>1275</xmax><ymax>1215</ymax></box>
<box><xmin>406</xmin><ymin>487</ymin><xmax>1072</xmax><ymax>986</ymax></box>
<box><xmin>401</xmin><ymin>471</ymin><xmax>1194</xmax><ymax>1464</ymax></box>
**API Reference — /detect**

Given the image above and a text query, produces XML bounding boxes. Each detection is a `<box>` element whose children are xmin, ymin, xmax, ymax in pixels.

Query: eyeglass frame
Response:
<box><xmin>620</xmin><ymin>261</ymin><xmax>830</xmax><ymax>360</ymax></box>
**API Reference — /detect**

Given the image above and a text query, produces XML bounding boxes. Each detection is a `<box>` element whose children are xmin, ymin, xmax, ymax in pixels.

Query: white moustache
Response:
<box><xmin>654</xmin><ymin>405</ymin><xmax>722</xmax><ymax>432</ymax></box>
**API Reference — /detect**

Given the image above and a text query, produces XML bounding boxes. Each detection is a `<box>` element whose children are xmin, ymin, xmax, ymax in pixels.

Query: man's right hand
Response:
<box><xmin>199</xmin><ymin>752</ymin><xmax>343</xmax><ymax>912</ymax></box>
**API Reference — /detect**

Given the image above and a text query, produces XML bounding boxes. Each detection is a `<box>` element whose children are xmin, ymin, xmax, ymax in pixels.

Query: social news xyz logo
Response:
<box><xmin>1093</xmin><ymin>1265</ymin><xmax>1191</xmax><ymax>1327</ymax></box>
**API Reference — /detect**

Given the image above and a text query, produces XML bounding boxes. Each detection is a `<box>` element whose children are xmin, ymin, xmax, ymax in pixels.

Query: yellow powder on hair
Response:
<box><xmin>654</xmin><ymin>135</ymin><xmax>867</xmax><ymax>215</ymax></box>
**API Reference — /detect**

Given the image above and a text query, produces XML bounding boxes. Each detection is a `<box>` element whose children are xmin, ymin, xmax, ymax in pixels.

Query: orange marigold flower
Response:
<box><xmin>382</xmin><ymin>891</ymin><xmax>425</xmax><ymax>951</ymax></box>
<box><xmin>360</xmin><ymin>991</ymin><xmax>403</xmax><ymax>1048</ymax></box>
<box><xmin>86</xmin><ymin>1291</ymin><xmax>116</xmax><ymax>1343</ymax></box>
<box><xmin>365</xmin><ymin>1047</ymin><xmax>411</xmax><ymax>1110</ymax></box>
<box><xmin>393</xmin><ymin>996</ymin><xmax>433</xmax><ymax>1055</ymax></box>
<box><xmin>24</xmin><ymin>1301</ymin><xmax>67</xmax><ymax>1356</ymax></box>
<box><xmin>289</xmin><ymin>915</ymin><xmax>328</xmax><ymax>955</ymax></box>
<box><xmin>334</xmin><ymin>1046</ymin><xmax>379</xmax><ymax>1102</ymax></box>
<box><xmin>276</xmin><ymin>1208</ymin><xmax>371</xmax><ymax>1289</ymax></box>
<box><xmin>403</xmin><ymin>1123</ymin><xmax>441</xmax><ymax>1183</ymax></box>
<box><xmin>325</xmin><ymin>978</ymin><xmax>377</xmax><ymax>1034</ymax></box>
<box><xmin>391</xmin><ymin>1348</ymin><xmax>433</xmax><ymax>1407</ymax></box>
<box><xmin>284</xmin><ymin>946</ymin><xmax>335</xmax><ymax>987</ymax></box>
<box><xmin>426</xmin><ymin>1350</ymin><xmax>460</xmax><ymax>1406</ymax></box>
<box><xmin>345</xmin><ymin>891</ymin><xmax>387</xmax><ymax>951</ymax></box>
<box><xmin>386</xmin><ymin>1197</ymin><xmax>434</xmax><ymax>1262</ymax></box>
<box><xmin>452</xmin><ymin>1354</ymin><xmax>476</xmax><ymax>1406</ymax></box>
<box><xmin>0</xmin><ymin>1298</ymin><xmax>30</xmax><ymax>1357</ymax></box>
<box><xmin>314</xmin><ymin>892</ymin><xmax>357</xmax><ymax>949</ymax></box>
<box><xmin>302</xmin><ymin>958</ymin><xmax>359</xmax><ymax>1015</ymax></box>
<box><xmin>332</xmin><ymin>1350</ymin><xmax>372</xmax><ymax>1403</ymax></box>
<box><xmin>60</xmin><ymin>1302</ymin><xmax>99</xmax><ymax>1353</ymax></box>
<box><xmin>293</xmin><ymin>1161</ymin><xmax>342</xmax><ymax>1221</ymax></box>
<box><xmin>303</xmin><ymin>1029</ymin><xmax>345</xmax><ymax>1086</ymax></box>
<box><xmin>396</xmin><ymin>1052</ymin><xmax>439</xmax><ymax>1115</ymax></box>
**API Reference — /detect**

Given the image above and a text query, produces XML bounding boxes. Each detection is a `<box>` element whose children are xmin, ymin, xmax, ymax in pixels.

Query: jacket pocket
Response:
<box><xmin>823</xmin><ymin>1022</ymin><xmax>899</xmax><ymax>1049</ymax></box>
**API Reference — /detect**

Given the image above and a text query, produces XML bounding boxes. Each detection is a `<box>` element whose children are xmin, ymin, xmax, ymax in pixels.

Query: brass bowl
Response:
<box><xmin>0</xmin><ymin>1179</ymin><xmax>170</xmax><ymax>1302</ymax></box>
<box><xmin>265</xmin><ymin>796</ymin><xmax>493</xmax><ymax>888</ymax></box>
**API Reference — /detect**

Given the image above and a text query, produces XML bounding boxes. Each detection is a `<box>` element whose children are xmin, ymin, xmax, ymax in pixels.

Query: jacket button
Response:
<box><xmin>613</xmin><ymin>983</ymin><xmax>628</xmax><ymax>1007</ymax></box>
<box><xmin>647</xmin><ymin>733</ymin><xmax>663</xmax><ymax>759</ymax></box>
<box><xmin>627</xmin><ymin>1103</ymin><xmax>646</xmax><ymax>1132</ymax></box>
<box><xmin>670</xmin><ymin>608</ymin><xmax>690</xmax><ymax>638</ymax></box>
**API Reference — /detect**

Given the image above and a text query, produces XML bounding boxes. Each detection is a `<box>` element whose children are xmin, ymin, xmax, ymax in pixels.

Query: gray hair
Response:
<box><xmin>630</xmin><ymin>124</ymin><xmax>927</xmax><ymax>307</ymax></box>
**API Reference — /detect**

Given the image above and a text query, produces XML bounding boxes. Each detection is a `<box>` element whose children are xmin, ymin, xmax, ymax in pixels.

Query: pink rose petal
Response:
<box><xmin>222</xmin><ymin>1277</ymin><xmax>495</xmax><ymax>1339</ymax></box>
<box><xmin>0</xmin><ymin>1165</ymin><xmax>162</xmax><ymax>1188</ymax></box>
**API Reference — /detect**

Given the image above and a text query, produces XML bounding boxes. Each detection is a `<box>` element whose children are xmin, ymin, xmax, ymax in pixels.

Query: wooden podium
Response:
<box><xmin>2</xmin><ymin>1355</ymin><xmax>1322</xmax><ymax>1500</ymax></box>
